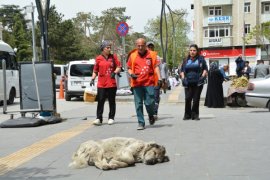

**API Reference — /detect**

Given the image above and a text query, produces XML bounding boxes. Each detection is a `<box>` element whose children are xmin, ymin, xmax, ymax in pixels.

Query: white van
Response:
<box><xmin>65</xmin><ymin>59</ymin><xmax>95</xmax><ymax>101</ymax></box>
<box><xmin>0</xmin><ymin>40</ymin><xmax>19</xmax><ymax>105</ymax></box>
<box><xmin>53</xmin><ymin>64</ymin><xmax>67</xmax><ymax>88</ymax></box>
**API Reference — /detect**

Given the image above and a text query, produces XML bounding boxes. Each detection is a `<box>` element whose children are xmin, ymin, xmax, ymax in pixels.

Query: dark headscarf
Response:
<box><xmin>100</xmin><ymin>40</ymin><xmax>111</xmax><ymax>51</ymax></box>
<box><xmin>210</xmin><ymin>62</ymin><xmax>218</xmax><ymax>71</ymax></box>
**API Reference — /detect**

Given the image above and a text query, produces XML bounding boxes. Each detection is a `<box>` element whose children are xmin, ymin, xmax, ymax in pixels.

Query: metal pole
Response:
<box><xmin>25</xmin><ymin>3</ymin><xmax>42</xmax><ymax>111</ymax></box>
<box><xmin>242</xmin><ymin>1</ymin><xmax>246</xmax><ymax>60</ymax></box>
<box><xmin>31</xmin><ymin>2</ymin><xmax>37</xmax><ymax>62</ymax></box>
<box><xmin>35</xmin><ymin>0</ymin><xmax>50</xmax><ymax>62</ymax></box>
<box><xmin>2</xmin><ymin>60</ymin><xmax>7</xmax><ymax>113</ymax></box>
<box><xmin>122</xmin><ymin>36</ymin><xmax>126</xmax><ymax>69</ymax></box>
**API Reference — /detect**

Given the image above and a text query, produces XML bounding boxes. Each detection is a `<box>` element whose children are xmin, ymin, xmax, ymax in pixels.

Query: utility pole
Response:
<box><xmin>35</xmin><ymin>0</ymin><xmax>50</xmax><ymax>61</ymax></box>
<box><xmin>242</xmin><ymin>0</ymin><xmax>246</xmax><ymax>60</ymax></box>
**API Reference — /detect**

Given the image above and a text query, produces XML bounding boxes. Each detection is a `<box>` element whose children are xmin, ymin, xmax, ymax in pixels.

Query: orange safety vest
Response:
<box><xmin>129</xmin><ymin>49</ymin><xmax>159</xmax><ymax>87</ymax></box>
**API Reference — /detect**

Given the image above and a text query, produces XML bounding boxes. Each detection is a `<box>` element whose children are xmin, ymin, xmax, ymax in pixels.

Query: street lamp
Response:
<box><xmin>35</xmin><ymin>0</ymin><xmax>50</xmax><ymax>61</ymax></box>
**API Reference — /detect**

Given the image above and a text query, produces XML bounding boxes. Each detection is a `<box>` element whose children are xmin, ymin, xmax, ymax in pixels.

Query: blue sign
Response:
<box><xmin>208</xmin><ymin>16</ymin><xmax>231</xmax><ymax>24</ymax></box>
<box><xmin>116</xmin><ymin>22</ymin><xmax>129</xmax><ymax>36</ymax></box>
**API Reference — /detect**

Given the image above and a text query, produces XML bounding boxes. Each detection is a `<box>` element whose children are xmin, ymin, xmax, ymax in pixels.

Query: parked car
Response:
<box><xmin>53</xmin><ymin>64</ymin><xmax>67</xmax><ymax>88</ymax></box>
<box><xmin>65</xmin><ymin>59</ymin><xmax>95</xmax><ymax>101</ymax></box>
<box><xmin>245</xmin><ymin>75</ymin><xmax>270</xmax><ymax>111</ymax></box>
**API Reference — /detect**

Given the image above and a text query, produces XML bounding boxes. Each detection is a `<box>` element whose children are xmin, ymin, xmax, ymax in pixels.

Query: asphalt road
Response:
<box><xmin>1</xmin><ymin>83</ymin><xmax>270</xmax><ymax>180</ymax></box>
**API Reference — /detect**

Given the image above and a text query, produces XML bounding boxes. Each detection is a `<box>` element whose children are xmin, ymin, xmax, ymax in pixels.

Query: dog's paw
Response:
<box><xmin>101</xmin><ymin>165</ymin><xmax>110</xmax><ymax>170</ymax></box>
<box><xmin>110</xmin><ymin>164</ymin><xmax>118</xmax><ymax>170</ymax></box>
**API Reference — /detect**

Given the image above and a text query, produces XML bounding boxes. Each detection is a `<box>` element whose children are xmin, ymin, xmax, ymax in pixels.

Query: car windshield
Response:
<box><xmin>54</xmin><ymin>67</ymin><xmax>61</xmax><ymax>75</ymax></box>
<box><xmin>70</xmin><ymin>64</ymin><xmax>94</xmax><ymax>76</ymax></box>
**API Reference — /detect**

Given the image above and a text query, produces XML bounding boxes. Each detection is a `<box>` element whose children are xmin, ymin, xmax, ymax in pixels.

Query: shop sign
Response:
<box><xmin>201</xmin><ymin>48</ymin><xmax>256</xmax><ymax>58</ymax></box>
<box><xmin>209</xmin><ymin>38</ymin><xmax>222</xmax><ymax>46</ymax></box>
<box><xmin>208</xmin><ymin>16</ymin><xmax>231</xmax><ymax>24</ymax></box>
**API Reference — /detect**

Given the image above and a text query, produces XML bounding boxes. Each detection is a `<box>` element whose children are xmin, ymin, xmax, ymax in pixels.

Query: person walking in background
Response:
<box><xmin>180</xmin><ymin>44</ymin><xmax>208</xmax><ymax>120</ymax></box>
<box><xmin>204</xmin><ymin>62</ymin><xmax>225</xmax><ymax>108</ymax></box>
<box><xmin>146</xmin><ymin>41</ymin><xmax>161</xmax><ymax>119</ymax></box>
<box><xmin>90</xmin><ymin>40</ymin><xmax>122</xmax><ymax>126</ymax></box>
<box><xmin>243</xmin><ymin>61</ymin><xmax>251</xmax><ymax>79</ymax></box>
<box><xmin>127</xmin><ymin>38</ymin><xmax>162</xmax><ymax>130</ymax></box>
<box><xmin>254</xmin><ymin>60</ymin><xmax>269</xmax><ymax>78</ymax></box>
<box><xmin>160</xmin><ymin>58</ymin><xmax>169</xmax><ymax>93</ymax></box>
<box><xmin>235</xmin><ymin>55</ymin><xmax>245</xmax><ymax>77</ymax></box>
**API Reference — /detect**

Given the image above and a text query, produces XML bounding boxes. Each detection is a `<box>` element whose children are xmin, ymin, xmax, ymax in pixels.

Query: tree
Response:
<box><xmin>13</xmin><ymin>14</ymin><xmax>32</xmax><ymax>61</ymax></box>
<box><xmin>144</xmin><ymin>9</ymin><xmax>190</xmax><ymax>68</ymax></box>
<box><xmin>0</xmin><ymin>4</ymin><xmax>31</xmax><ymax>61</ymax></box>
<box><xmin>246</xmin><ymin>21</ymin><xmax>270</xmax><ymax>60</ymax></box>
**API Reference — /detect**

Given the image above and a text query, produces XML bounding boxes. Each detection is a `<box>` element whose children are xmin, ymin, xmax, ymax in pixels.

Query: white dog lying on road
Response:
<box><xmin>69</xmin><ymin>137</ymin><xmax>169</xmax><ymax>170</ymax></box>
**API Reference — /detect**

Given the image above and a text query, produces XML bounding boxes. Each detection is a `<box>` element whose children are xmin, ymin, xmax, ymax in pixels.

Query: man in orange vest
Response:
<box><xmin>127</xmin><ymin>38</ymin><xmax>162</xmax><ymax>130</ymax></box>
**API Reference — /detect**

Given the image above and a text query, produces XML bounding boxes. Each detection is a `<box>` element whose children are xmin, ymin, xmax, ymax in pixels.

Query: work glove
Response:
<box><xmin>158</xmin><ymin>80</ymin><xmax>163</xmax><ymax>88</ymax></box>
<box><xmin>181</xmin><ymin>78</ymin><xmax>188</xmax><ymax>87</ymax></box>
<box><xmin>90</xmin><ymin>79</ymin><xmax>95</xmax><ymax>86</ymax></box>
<box><xmin>130</xmin><ymin>74</ymin><xmax>138</xmax><ymax>80</ymax></box>
<box><xmin>110</xmin><ymin>72</ymin><xmax>116</xmax><ymax>79</ymax></box>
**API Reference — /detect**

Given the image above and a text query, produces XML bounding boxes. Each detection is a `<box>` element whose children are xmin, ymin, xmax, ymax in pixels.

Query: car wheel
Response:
<box><xmin>7</xmin><ymin>88</ymin><xmax>15</xmax><ymax>105</ymax></box>
<box><xmin>65</xmin><ymin>91</ymin><xmax>71</xmax><ymax>101</ymax></box>
<box><xmin>236</xmin><ymin>94</ymin><xmax>247</xmax><ymax>107</ymax></box>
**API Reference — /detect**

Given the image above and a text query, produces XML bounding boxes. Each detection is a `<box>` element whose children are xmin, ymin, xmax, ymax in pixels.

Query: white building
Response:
<box><xmin>193</xmin><ymin>0</ymin><xmax>270</xmax><ymax>75</ymax></box>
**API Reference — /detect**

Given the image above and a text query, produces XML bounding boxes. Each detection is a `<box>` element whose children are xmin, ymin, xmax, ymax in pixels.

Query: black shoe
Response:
<box><xmin>149</xmin><ymin>115</ymin><xmax>156</xmax><ymax>125</ymax></box>
<box><xmin>191</xmin><ymin>114</ymin><xmax>200</xmax><ymax>120</ymax></box>
<box><xmin>183</xmin><ymin>116</ymin><xmax>191</xmax><ymax>120</ymax></box>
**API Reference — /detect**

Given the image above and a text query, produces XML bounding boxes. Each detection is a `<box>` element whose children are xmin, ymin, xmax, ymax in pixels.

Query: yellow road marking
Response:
<box><xmin>168</xmin><ymin>85</ymin><xmax>181</xmax><ymax>103</ymax></box>
<box><xmin>0</xmin><ymin>121</ymin><xmax>93</xmax><ymax>175</ymax></box>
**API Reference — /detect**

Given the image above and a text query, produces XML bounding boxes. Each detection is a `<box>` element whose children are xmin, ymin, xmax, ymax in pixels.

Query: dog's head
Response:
<box><xmin>143</xmin><ymin>142</ymin><xmax>169</xmax><ymax>165</ymax></box>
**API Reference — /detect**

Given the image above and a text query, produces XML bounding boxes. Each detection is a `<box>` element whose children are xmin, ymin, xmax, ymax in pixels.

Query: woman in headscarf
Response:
<box><xmin>204</xmin><ymin>62</ymin><xmax>225</xmax><ymax>108</ymax></box>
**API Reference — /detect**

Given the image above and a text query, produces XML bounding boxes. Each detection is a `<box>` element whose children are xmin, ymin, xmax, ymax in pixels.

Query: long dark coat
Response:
<box><xmin>204</xmin><ymin>69</ymin><xmax>225</xmax><ymax>108</ymax></box>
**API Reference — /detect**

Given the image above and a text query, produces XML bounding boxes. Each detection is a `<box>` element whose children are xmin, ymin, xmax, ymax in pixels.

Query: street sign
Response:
<box><xmin>116</xmin><ymin>22</ymin><xmax>129</xmax><ymax>36</ymax></box>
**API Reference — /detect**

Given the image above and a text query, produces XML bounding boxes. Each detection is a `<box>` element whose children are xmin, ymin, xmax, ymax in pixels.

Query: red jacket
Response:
<box><xmin>127</xmin><ymin>50</ymin><xmax>159</xmax><ymax>87</ymax></box>
<box><xmin>94</xmin><ymin>54</ymin><xmax>121</xmax><ymax>88</ymax></box>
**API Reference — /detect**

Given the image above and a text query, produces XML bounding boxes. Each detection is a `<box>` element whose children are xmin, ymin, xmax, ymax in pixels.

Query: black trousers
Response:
<box><xmin>184</xmin><ymin>85</ymin><xmax>203</xmax><ymax>117</ymax></box>
<box><xmin>96</xmin><ymin>87</ymin><xmax>117</xmax><ymax>121</ymax></box>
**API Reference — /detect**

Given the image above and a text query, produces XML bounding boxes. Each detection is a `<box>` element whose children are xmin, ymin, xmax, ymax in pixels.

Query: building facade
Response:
<box><xmin>193</xmin><ymin>0</ymin><xmax>270</xmax><ymax>75</ymax></box>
